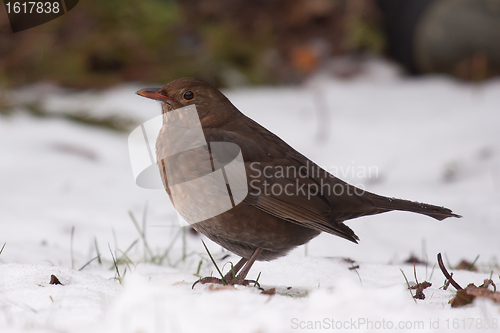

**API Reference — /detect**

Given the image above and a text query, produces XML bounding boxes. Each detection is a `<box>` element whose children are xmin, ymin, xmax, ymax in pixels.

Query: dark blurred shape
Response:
<box><xmin>65</xmin><ymin>0</ymin><xmax>79</xmax><ymax>11</ymax></box>
<box><xmin>4</xmin><ymin>0</ymin><xmax>67</xmax><ymax>33</ymax></box>
<box><xmin>455</xmin><ymin>259</ymin><xmax>477</xmax><ymax>271</ymax></box>
<box><xmin>376</xmin><ymin>0</ymin><xmax>434</xmax><ymax>74</ymax></box>
<box><xmin>51</xmin><ymin>142</ymin><xmax>98</xmax><ymax>161</ymax></box>
<box><xmin>188</xmin><ymin>226</ymin><xmax>198</xmax><ymax>236</ymax></box>
<box><xmin>404</xmin><ymin>254</ymin><xmax>426</xmax><ymax>265</ymax></box>
<box><xmin>377</xmin><ymin>0</ymin><xmax>500</xmax><ymax>80</ymax></box>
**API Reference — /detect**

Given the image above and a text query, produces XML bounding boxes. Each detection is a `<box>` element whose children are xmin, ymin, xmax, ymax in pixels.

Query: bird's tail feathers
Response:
<box><xmin>369</xmin><ymin>195</ymin><xmax>461</xmax><ymax>221</ymax></box>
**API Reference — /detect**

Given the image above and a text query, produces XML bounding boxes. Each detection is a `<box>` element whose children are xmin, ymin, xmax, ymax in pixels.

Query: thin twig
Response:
<box><xmin>437</xmin><ymin>253</ymin><xmax>463</xmax><ymax>290</ymax></box>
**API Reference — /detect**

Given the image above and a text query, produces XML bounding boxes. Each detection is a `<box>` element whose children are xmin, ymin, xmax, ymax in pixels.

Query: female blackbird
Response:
<box><xmin>137</xmin><ymin>78</ymin><xmax>460</xmax><ymax>286</ymax></box>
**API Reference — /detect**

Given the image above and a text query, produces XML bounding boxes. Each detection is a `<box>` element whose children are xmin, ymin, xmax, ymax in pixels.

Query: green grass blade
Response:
<box><xmin>70</xmin><ymin>226</ymin><xmax>75</xmax><ymax>269</ymax></box>
<box><xmin>400</xmin><ymin>269</ymin><xmax>417</xmax><ymax>304</ymax></box>
<box><xmin>201</xmin><ymin>240</ymin><xmax>226</xmax><ymax>285</ymax></box>
<box><xmin>79</xmin><ymin>256</ymin><xmax>100</xmax><ymax>271</ymax></box>
<box><xmin>129</xmin><ymin>211</ymin><xmax>154</xmax><ymax>261</ymax></box>
<box><xmin>108</xmin><ymin>243</ymin><xmax>121</xmax><ymax>283</ymax></box>
<box><xmin>94</xmin><ymin>237</ymin><xmax>102</xmax><ymax>265</ymax></box>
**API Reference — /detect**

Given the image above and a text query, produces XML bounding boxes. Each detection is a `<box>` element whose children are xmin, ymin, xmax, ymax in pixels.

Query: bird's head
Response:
<box><xmin>136</xmin><ymin>77</ymin><xmax>239</xmax><ymax>127</ymax></box>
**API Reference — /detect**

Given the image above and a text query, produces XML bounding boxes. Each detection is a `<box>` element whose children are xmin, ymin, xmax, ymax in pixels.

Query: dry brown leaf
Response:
<box><xmin>411</xmin><ymin>281</ymin><xmax>432</xmax><ymax>300</ymax></box>
<box><xmin>450</xmin><ymin>281</ymin><xmax>500</xmax><ymax>308</ymax></box>
<box><xmin>261</xmin><ymin>288</ymin><xmax>276</xmax><ymax>295</ymax></box>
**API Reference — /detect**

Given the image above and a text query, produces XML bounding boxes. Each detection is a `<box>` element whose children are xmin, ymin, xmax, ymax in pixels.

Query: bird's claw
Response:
<box><xmin>192</xmin><ymin>276</ymin><xmax>261</xmax><ymax>289</ymax></box>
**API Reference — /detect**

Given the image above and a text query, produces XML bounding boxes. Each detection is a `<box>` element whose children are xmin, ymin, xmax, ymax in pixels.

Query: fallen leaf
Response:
<box><xmin>50</xmin><ymin>275</ymin><xmax>63</xmax><ymax>285</ymax></box>
<box><xmin>262</xmin><ymin>288</ymin><xmax>276</xmax><ymax>295</ymax></box>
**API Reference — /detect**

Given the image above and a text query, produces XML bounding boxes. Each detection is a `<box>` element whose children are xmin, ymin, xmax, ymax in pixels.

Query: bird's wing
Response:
<box><xmin>204</xmin><ymin>127</ymin><xmax>360</xmax><ymax>243</ymax></box>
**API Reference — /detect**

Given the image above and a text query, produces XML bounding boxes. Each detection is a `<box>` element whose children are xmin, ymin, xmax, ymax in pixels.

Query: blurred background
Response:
<box><xmin>1</xmin><ymin>0</ymin><xmax>499</xmax><ymax>90</ymax></box>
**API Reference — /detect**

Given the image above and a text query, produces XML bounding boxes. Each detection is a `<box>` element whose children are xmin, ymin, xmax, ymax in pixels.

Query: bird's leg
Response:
<box><xmin>192</xmin><ymin>257</ymin><xmax>248</xmax><ymax>289</ymax></box>
<box><xmin>192</xmin><ymin>249</ymin><xmax>263</xmax><ymax>289</ymax></box>
<box><xmin>223</xmin><ymin>257</ymin><xmax>247</xmax><ymax>284</ymax></box>
<box><xmin>235</xmin><ymin>247</ymin><xmax>263</xmax><ymax>285</ymax></box>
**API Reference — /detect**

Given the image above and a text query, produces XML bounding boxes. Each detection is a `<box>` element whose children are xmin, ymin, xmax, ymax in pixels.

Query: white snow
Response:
<box><xmin>1</xmin><ymin>62</ymin><xmax>500</xmax><ymax>332</ymax></box>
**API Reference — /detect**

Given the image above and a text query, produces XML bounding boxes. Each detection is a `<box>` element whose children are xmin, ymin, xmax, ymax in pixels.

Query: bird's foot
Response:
<box><xmin>192</xmin><ymin>276</ymin><xmax>260</xmax><ymax>289</ymax></box>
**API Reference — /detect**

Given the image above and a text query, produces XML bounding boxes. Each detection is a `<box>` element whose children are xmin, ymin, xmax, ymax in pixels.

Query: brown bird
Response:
<box><xmin>136</xmin><ymin>77</ymin><xmax>460</xmax><ymax>287</ymax></box>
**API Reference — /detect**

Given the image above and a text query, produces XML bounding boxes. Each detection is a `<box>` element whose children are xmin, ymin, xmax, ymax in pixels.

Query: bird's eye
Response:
<box><xmin>183</xmin><ymin>91</ymin><xmax>194</xmax><ymax>100</ymax></box>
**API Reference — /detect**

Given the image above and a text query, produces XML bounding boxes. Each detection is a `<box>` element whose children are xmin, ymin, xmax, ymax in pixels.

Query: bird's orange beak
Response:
<box><xmin>136</xmin><ymin>88</ymin><xmax>173</xmax><ymax>102</ymax></box>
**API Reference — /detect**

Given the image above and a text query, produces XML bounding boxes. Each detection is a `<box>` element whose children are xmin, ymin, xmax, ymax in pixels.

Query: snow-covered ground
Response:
<box><xmin>1</xmin><ymin>61</ymin><xmax>500</xmax><ymax>332</ymax></box>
